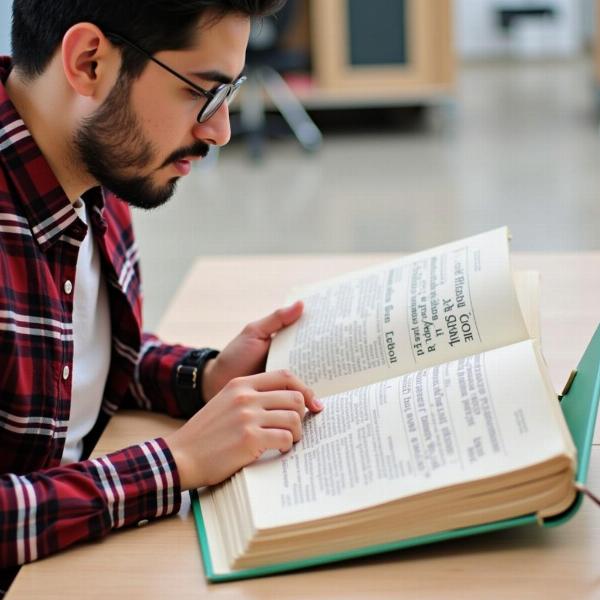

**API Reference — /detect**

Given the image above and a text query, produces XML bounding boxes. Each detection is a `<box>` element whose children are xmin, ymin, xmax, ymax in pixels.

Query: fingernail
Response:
<box><xmin>313</xmin><ymin>398</ymin><xmax>324</xmax><ymax>410</ymax></box>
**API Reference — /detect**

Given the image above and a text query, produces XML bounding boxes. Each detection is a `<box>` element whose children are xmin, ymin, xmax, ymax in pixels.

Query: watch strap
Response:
<box><xmin>174</xmin><ymin>348</ymin><xmax>219</xmax><ymax>417</ymax></box>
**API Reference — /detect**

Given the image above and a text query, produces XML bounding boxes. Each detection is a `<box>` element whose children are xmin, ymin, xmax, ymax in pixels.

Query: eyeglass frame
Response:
<box><xmin>104</xmin><ymin>31</ymin><xmax>247</xmax><ymax>123</ymax></box>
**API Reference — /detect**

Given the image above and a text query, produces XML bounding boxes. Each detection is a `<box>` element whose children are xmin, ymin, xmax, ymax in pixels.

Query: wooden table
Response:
<box><xmin>7</xmin><ymin>253</ymin><xmax>600</xmax><ymax>599</ymax></box>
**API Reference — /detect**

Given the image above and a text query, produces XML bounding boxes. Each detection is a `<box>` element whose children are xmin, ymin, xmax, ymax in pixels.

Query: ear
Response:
<box><xmin>61</xmin><ymin>23</ymin><xmax>119</xmax><ymax>98</ymax></box>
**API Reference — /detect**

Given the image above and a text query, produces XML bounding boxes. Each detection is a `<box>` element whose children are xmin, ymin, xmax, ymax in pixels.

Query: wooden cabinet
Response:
<box><xmin>281</xmin><ymin>0</ymin><xmax>456</xmax><ymax>109</ymax></box>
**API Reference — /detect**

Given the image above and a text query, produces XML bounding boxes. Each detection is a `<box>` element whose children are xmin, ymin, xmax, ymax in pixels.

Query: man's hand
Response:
<box><xmin>165</xmin><ymin>370</ymin><xmax>323</xmax><ymax>489</ymax></box>
<box><xmin>202</xmin><ymin>301</ymin><xmax>304</xmax><ymax>402</ymax></box>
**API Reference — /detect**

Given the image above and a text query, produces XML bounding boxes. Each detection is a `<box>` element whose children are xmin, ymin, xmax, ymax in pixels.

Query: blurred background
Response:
<box><xmin>1</xmin><ymin>0</ymin><xmax>600</xmax><ymax>329</ymax></box>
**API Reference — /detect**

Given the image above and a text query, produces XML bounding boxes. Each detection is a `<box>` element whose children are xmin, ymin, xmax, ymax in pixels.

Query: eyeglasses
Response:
<box><xmin>105</xmin><ymin>31</ymin><xmax>246</xmax><ymax>123</ymax></box>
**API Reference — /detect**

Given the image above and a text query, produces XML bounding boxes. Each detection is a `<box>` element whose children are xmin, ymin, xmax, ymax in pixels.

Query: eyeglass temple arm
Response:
<box><xmin>104</xmin><ymin>31</ymin><xmax>215</xmax><ymax>101</ymax></box>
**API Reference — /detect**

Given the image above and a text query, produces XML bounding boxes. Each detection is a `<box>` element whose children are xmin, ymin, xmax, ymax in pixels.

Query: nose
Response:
<box><xmin>192</xmin><ymin>102</ymin><xmax>231</xmax><ymax>147</ymax></box>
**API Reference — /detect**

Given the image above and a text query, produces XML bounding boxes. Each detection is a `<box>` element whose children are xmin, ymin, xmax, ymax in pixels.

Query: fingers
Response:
<box><xmin>237</xmin><ymin>369</ymin><xmax>323</xmax><ymax>413</ymax></box>
<box><xmin>259</xmin><ymin>390</ymin><xmax>306</xmax><ymax>421</ymax></box>
<box><xmin>240</xmin><ymin>390</ymin><xmax>313</xmax><ymax>454</ymax></box>
<box><xmin>260</xmin><ymin>409</ymin><xmax>303</xmax><ymax>443</ymax></box>
<box><xmin>243</xmin><ymin>301</ymin><xmax>304</xmax><ymax>340</ymax></box>
<box><xmin>261</xmin><ymin>428</ymin><xmax>295</xmax><ymax>454</ymax></box>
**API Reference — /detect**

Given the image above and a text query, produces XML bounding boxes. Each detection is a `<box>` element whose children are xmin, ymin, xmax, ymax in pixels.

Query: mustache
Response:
<box><xmin>160</xmin><ymin>141</ymin><xmax>210</xmax><ymax>168</ymax></box>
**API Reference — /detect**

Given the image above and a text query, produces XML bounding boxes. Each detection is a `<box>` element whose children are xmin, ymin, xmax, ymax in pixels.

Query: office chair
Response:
<box><xmin>239</xmin><ymin>0</ymin><xmax>322</xmax><ymax>159</ymax></box>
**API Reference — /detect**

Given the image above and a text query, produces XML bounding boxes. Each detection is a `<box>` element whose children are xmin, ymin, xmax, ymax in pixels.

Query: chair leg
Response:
<box><xmin>258</xmin><ymin>66</ymin><xmax>323</xmax><ymax>152</ymax></box>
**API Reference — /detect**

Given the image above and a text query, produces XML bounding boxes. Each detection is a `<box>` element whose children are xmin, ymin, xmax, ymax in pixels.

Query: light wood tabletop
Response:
<box><xmin>7</xmin><ymin>253</ymin><xmax>600</xmax><ymax>599</ymax></box>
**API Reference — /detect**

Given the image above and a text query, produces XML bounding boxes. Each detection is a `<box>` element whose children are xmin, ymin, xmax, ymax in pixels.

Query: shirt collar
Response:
<box><xmin>0</xmin><ymin>56</ymin><xmax>106</xmax><ymax>251</ymax></box>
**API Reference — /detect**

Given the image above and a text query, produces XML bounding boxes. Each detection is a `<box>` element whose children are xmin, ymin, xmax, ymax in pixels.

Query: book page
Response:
<box><xmin>268</xmin><ymin>228</ymin><xmax>531</xmax><ymax>397</ymax></box>
<box><xmin>246</xmin><ymin>340</ymin><xmax>575</xmax><ymax>529</ymax></box>
<box><xmin>513</xmin><ymin>270</ymin><xmax>541</xmax><ymax>343</ymax></box>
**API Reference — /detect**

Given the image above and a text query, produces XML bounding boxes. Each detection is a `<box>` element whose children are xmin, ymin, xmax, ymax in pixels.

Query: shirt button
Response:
<box><xmin>64</xmin><ymin>280</ymin><xmax>73</xmax><ymax>295</ymax></box>
<box><xmin>62</xmin><ymin>365</ymin><xmax>70</xmax><ymax>380</ymax></box>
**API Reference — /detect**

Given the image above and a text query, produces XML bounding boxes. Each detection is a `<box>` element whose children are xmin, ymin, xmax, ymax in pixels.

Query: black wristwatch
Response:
<box><xmin>174</xmin><ymin>348</ymin><xmax>219</xmax><ymax>417</ymax></box>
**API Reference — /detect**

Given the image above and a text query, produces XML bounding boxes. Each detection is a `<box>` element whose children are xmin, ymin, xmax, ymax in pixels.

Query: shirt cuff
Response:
<box><xmin>89</xmin><ymin>437</ymin><xmax>181</xmax><ymax>529</ymax></box>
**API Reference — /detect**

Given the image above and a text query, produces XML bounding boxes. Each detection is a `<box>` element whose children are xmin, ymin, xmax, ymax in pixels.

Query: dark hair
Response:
<box><xmin>11</xmin><ymin>0</ymin><xmax>285</xmax><ymax>80</ymax></box>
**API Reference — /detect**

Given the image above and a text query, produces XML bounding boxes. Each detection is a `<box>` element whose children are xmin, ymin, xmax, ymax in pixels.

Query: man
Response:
<box><xmin>0</xmin><ymin>0</ymin><xmax>322</xmax><ymax>590</ymax></box>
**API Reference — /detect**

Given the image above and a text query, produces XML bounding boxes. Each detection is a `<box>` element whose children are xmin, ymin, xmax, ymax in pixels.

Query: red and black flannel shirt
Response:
<box><xmin>0</xmin><ymin>57</ymin><xmax>195</xmax><ymax>571</ymax></box>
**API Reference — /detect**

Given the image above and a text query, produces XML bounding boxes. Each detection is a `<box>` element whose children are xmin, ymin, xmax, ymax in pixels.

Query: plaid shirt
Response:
<box><xmin>0</xmin><ymin>57</ymin><xmax>195</xmax><ymax>570</ymax></box>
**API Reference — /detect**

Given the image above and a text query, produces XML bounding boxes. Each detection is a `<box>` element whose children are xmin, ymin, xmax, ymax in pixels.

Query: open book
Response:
<box><xmin>193</xmin><ymin>228</ymin><xmax>598</xmax><ymax>582</ymax></box>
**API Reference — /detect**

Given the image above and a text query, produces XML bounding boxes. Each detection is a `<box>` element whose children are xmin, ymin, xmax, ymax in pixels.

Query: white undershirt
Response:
<box><xmin>61</xmin><ymin>199</ymin><xmax>111</xmax><ymax>464</ymax></box>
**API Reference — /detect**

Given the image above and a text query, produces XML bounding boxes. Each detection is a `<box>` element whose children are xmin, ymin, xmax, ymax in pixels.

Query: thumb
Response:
<box><xmin>245</xmin><ymin>301</ymin><xmax>304</xmax><ymax>339</ymax></box>
<box><xmin>278</xmin><ymin>300</ymin><xmax>304</xmax><ymax>326</ymax></box>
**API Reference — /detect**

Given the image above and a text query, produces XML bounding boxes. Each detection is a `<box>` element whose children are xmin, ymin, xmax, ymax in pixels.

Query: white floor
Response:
<box><xmin>132</xmin><ymin>57</ymin><xmax>600</xmax><ymax>331</ymax></box>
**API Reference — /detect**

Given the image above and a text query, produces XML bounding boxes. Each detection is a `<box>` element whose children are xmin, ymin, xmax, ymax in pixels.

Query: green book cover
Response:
<box><xmin>192</xmin><ymin>326</ymin><xmax>600</xmax><ymax>582</ymax></box>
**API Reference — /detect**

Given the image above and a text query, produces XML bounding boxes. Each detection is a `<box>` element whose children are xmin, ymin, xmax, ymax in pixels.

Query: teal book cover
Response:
<box><xmin>192</xmin><ymin>327</ymin><xmax>600</xmax><ymax>582</ymax></box>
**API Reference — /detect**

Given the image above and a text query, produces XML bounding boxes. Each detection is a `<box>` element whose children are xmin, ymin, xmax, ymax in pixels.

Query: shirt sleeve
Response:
<box><xmin>0</xmin><ymin>438</ymin><xmax>180</xmax><ymax>568</ymax></box>
<box><xmin>124</xmin><ymin>333</ymin><xmax>215</xmax><ymax>418</ymax></box>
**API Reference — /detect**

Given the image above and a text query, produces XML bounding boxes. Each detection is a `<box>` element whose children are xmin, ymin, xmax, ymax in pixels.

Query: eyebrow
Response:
<box><xmin>188</xmin><ymin>69</ymin><xmax>245</xmax><ymax>85</ymax></box>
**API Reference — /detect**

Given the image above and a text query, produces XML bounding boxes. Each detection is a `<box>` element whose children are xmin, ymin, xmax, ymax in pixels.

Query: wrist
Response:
<box><xmin>164</xmin><ymin>435</ymin><xmax>193</xmax><ymax>490</ymax></box>
<box><xmin>202</xmin><ymin>357</ymin><xmax>218</xmax><ymax>402</ymax></box>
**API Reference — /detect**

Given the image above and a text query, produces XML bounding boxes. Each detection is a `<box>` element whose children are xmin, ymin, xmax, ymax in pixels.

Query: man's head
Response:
<box><xmin>10</xmin><ymin>1</ymin><xmax>283</xmax><ymax>208</ymax></box>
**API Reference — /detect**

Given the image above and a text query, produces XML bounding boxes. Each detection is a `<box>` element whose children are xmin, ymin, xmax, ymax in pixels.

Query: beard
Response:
<box><xmin>74</xmin><ymin>71</ymin><xmax>209</xmax><ymax>210</ymax></box>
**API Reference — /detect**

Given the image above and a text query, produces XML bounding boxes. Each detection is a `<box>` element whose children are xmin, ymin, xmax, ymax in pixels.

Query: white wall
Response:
<box><xmin>456</xmin><ymin>0</ymin><xmax>585</xmax><ymax>59</ymax></box>
<box><xmin>0</xmin><ymin>1</ymin><xmax>11</xmax><ymax>55</ymax></box>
